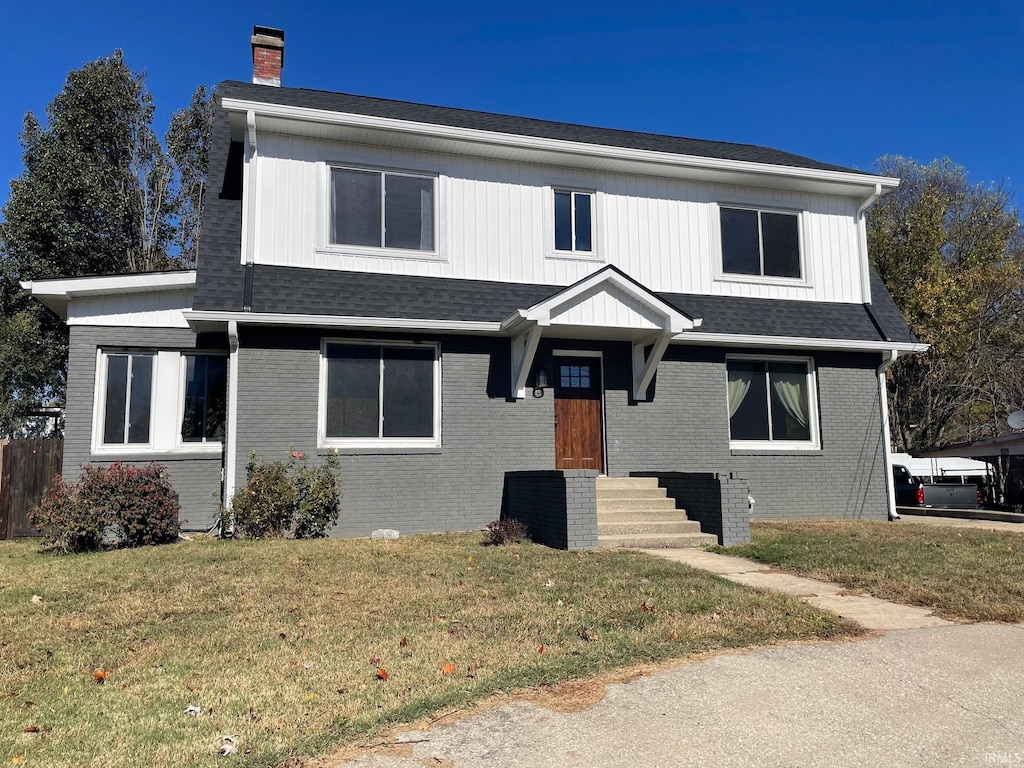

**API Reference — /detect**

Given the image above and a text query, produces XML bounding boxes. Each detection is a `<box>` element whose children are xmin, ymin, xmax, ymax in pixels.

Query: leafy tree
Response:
<box><xmin>166</xmin><ymin>86</ymin><xmax>213</xmax><ymax>268</ymax></box>
<box><xmin>0</xmin><ymin>51</ymin><xmax>213</xmax><ymax>437</ymax></box>
<box><xmin>868</xmin><ymin>157</ymin><xmax>1024</xmax><ymax>452</ymax></box>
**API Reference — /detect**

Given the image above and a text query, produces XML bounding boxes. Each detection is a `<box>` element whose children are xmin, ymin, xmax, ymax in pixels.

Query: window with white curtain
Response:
<box><xmin>726</xmin><ymin>357</ymin><xmax>818</xmax><ymax>448</ymax></box>
<box><xmin>329</xmin><ymin>167</ymin><xmax>435</xmax><ymax>252</ymax></box>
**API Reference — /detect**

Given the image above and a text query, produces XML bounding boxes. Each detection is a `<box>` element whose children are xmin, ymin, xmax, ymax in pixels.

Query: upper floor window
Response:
<box><xmin>320</xmin><ymin>341</ymin><xmax>440</xmax><ymax>448</ymax></box>
<box><xmin>727</xmin><ymin>357</ymin><xmax>818</xmax><ymax>449</ymax></box>
<box><xmin>330</xmin><ymin>167</ymin><xmax>435</xmax><ymax>252</ymax></box>
<box><xmin>720</xmin><ymin>207</ymin><xmax>801</xmax><ymax>279</ymax></box>
<box><xmin>101</xmin><ymin>352</ymin><xmax>154</xmax><ymax>445</ymax></box>
<box><xmin>554</xmin><ymin>190</ymin><xmax>593</xmax><ymax>253</ymax></box>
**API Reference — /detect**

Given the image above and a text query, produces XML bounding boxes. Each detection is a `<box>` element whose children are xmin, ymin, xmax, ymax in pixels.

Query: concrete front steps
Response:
<box><xmin>597</xmin><ymin>476</ymin><xmax>717</xmax><ymax>549</ymax></box>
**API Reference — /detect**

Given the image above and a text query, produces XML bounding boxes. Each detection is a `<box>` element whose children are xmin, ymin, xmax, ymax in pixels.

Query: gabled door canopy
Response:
<box><xmin>504</xmin><ymin>266</ymin><xmax>701</xmax><ymax>400</ymax></box>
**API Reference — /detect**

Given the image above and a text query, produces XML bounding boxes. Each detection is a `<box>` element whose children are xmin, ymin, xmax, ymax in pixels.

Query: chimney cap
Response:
<box><xmin>251</xmin><ymin>25</ymin><xmax>284</xmax><ymax>67</ymax></box>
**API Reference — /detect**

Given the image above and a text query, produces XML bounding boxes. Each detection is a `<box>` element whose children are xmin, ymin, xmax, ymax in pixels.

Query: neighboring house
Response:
<box><xmin>24</xmin><ymin>27</ymin><xmax>924</xmax><ymax>542</ymax></box>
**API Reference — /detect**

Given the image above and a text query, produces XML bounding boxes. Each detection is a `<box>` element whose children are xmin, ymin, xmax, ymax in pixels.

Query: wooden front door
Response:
<box><xmin>553</xmin><ymin>356</ymin><xmax>604</xmax><ymax>472</ymax></box>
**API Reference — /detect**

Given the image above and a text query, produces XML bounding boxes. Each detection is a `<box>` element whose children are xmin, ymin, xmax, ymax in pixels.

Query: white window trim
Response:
<box><xmin>175</xmin><ymin>352</ymin><xmax>228</xmax><ymax>450</ymax></box>
<box><xmin>318</xmin><ymin>339</ymin><xmax>442</xmax><ymax>449</ymax></box>
<box><xmin>544</xmin><ymin>185</ymin><xmax>602</xmax><ymax>261</ymax></box>
<box><xmin>317</xmin><ymin>162</ymin><xmax>443</xmax><ymax>262</ymax></box>
<box><xmin>712</xmin><ymin>202</ymin><xmax>811</xmax><ymax>288</ymax></box>
<box><xmin>91</xmin><ymin>349</ymin><xmax>156</xmax><ymax>454</ymax></box>
<box><xmin>725</xmin><ymin>353</ymin><xmax>820</xmax><ymax>451</ymax></box>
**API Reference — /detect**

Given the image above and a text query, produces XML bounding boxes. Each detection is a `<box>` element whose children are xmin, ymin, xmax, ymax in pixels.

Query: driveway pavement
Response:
<box><xmin>334</xmin><ymin>550</ymin><xmax>1024</xmax><ymax>768</ymax></box>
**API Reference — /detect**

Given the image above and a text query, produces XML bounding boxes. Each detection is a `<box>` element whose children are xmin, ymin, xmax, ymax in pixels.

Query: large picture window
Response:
<box><xmin>720</xmin><ymin>207</ymin><xmax>801</xmax><ymax>279</ymax></box>
<box><xmin>101</xmin><ymin>353</ymin><xmax>154</xmax><ymax>445</ymax></box>
<box><xmin>181</xmin><ymin>355</ymin><xmax>228</xmax><ymax>443</ymax></box>
<box><xmin>727</xmin><ymin>358</ymin><xmax>817</xmax><ymax>447</ymax></box>
<box><xmin>330</xmin><ymin>167</ymin><xmax>434</xmax><ymax>251</ymax></box>
<box><xmin>322</xmin><ymin>342</ymin><xmax>439</xmax><ymax>446</ymax></box>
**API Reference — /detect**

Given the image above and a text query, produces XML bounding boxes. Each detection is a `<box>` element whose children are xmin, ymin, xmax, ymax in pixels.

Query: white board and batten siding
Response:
<box><xmin>66</xmin><ymin>289</ymin><xmax>193</xmax><ymax>329</ymax></box>
<box><xmin>253</xmin><ymin>132</ymin><xmax>867</xmax><ymax>304</ymax></box>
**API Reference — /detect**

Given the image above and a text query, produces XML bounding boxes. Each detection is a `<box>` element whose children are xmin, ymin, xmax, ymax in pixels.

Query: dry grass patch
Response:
<box><xmin>715</xmin><ymin>521</ymin><xmax>1024</xmax><ymax>623</ymax></box>
<box><xmin>0</xmin><ymin>533</ymin><xmax>859</xmax><ymax>766</ymax></box>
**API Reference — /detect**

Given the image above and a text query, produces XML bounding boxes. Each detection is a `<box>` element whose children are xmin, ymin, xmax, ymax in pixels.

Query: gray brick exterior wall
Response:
<box><xmin>64</xmin><ymin>326</ymin><xmax>226</xmax><ymax>531</ymax></box>
<box><xmin>231</xmin><ymin>332</ymin><xmax>887</xmax><ymax>539</ymax></box>
<box><xmin>604</xmin><ymin>345</ymin><xmax>888</xmax><ymax>522</ymax></box>
<box><xmin>66</xmin><ymin>325</ymin><xmax>888</xmax><ymax>537</ymax></box>
<box><xmin>234</xmin><ymin>328</ymin><xmax>554</xmax><ymax>537</ymax></box>
<box><xmin>501</xmin><ymin>470</ymin><xmax>598</xmax><ymax>551</ymax></box>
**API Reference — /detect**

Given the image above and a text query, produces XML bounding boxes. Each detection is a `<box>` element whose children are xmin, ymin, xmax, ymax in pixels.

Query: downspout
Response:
<box><xmin>223</xmin><ymin>320</ymin><xmax>240</xmax><ymax>535</ymax></box>
<box><xmin>877</xmin><ymin>349</ymin><xmax>900</xmax><ymax>520</ymax></box>
<box><xmin>856</xmin><ymin>183</ymin><xmax>883</xmax><ymax>304</ymax></box>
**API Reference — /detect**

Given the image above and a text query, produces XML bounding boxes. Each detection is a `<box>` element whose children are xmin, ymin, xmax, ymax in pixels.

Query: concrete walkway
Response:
<box><xmin>332</xmin><ymin>549</ymin><xmax>1022</xmax><ymax>767</ymax></box>
<box><xmin>642</xmin><ymin>548</ymin><xmax>952</xmax><ymax>631</ymax></box>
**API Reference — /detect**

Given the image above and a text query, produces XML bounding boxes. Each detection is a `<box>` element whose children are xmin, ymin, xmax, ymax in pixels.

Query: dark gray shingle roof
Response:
<box><xmin>217</xmin><ymin>80</ymin><xmax>871</xmax><ymax>176</ymax></box>
<box><xmin>249</xmin><ymin>265</ymin><xmax>916</xmax><ymax>345</ymax></box>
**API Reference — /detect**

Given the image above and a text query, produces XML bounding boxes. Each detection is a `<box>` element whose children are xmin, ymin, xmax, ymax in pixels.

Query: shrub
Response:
<box><xmin>485</xmin><ymin>517</ymin><xmax>531</xmax><ymax>546</ymax></box>
<box><xmin>29</xmin><ymin>463</ymin><xmax>180</xmax><ymax>554</ymax></box>
<box><xmin>29</xmin><ymin>475</ymin><xmax>106</xmax><ymax>555</ymax></box>
<box><xmin>81</xmin><ymin>463</ymin><xmax>180</xmax><ymax>547</ymax></box>
<box><xmin>229</xmin><ymin>451</ymin><xmax>342</xmax><ymax>539</ymax></box>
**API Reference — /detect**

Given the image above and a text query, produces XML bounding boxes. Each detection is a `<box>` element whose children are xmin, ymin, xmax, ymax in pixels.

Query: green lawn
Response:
<box><xmin>0</xmin><ymin>534</ymin><xmax>859</xmax><ymax>767</ymax></box>
<box><xmin>715</xmin><ymin>521</ymin><xmax>1024</xmax><ymax>623</ymax></box>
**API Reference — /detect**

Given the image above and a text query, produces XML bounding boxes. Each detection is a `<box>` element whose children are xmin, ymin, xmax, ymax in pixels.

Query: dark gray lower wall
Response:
<box><xmin>501</xmin><ymin>470</ymin><xmax>598</xmax><ymax>551</ymax></box>
<box><xmin>605</xmin><ymin>345</ymin><xmax>888</xmax><ymax>522</ymax></box>
<box><xmin>64</xmin><ymin>326</ymin><xmax>225</xmax><ymax>531</ymax></box>
<box><xmin>234</xmin><ymin>329</ymin><xmax>555</xmax><ymax>537</ymax></box>
<box><xmin>231</xmin><ymin>331</ymin><xmax>888</xmax><ymax>537</ymax></box>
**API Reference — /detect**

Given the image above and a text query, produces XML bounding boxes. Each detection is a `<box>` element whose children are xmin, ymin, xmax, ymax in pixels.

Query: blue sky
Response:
<box><xmin>1</xmin><ymin>0</ymin><xmax>1021</xmax><ymax>212</ymax></box>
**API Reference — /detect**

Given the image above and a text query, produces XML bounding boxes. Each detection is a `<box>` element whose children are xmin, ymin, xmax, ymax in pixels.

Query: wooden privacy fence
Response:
<box><xmin>0</xmin><ymin>439</ymin><xmax>63</xmax><ymax>539</ymax></box>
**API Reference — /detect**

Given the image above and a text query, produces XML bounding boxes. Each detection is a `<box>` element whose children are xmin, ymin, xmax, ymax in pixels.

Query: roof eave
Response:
<box><xmin>221</xmin><ymin>97</ymin><xmax>899</xmax><ymax>193</ymax></box>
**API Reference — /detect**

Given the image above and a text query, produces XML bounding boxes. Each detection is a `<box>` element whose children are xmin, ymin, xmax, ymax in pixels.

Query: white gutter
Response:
<box><xmin>223</xmin><ymin>320</ymin><xmax>240</xmax><ymax>535</ymax></box>
<box><xmin>856</xmin><ymin>182</ymin><xmax>885</xmax><ymax>304</ymax></box>
<box><xmin>678</xmin><ymin>331</ymin><xmax>927</xmax><ymax>354</ymax></box>
<box><xmin>878</xmin><ymin>349</ymin><xmax>901</xmax><ymax>521</ymax></box>
<box><xmin>222</xmin><ymin>98</ymin><xmax>900</xmax><ymax>192</ymax></box>
<box><xmin>183</xmin><ymin>309</ymin><xmax>502</xmax><ymax>334</ymax></box>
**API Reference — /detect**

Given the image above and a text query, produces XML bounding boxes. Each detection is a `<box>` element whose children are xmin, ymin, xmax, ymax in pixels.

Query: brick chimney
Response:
<box><xmin>251</xmin><ymin>26</ymin><xmax>284</xmax><ymax>86</ymax></box>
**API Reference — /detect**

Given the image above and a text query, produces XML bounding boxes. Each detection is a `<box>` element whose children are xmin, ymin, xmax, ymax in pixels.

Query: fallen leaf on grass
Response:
<box><xmin>369</xmin><ymin>656</ymin><xmax>381</xmax><ymax>666</ymax></box>
<box><xmin>376</xmin><ymin>668</ymin><xmax>389</xmax><ymax>681</ymax></box>
<box><xmin>440</xmin><ymin>663</ymin><xmax>456</xmax><ymax>675</ymax></box>
<box><xmin>183</xmin><ymin>705</ymin><xmax>203</xmax><ymax>717</ymax></box>
<box><xmin>669</xmin><ymin>631</ymin><xmax>680</xmax><ymax>641</ymax></box>
<box><xmin>466</xmin><ymin>663</ymin><xmax>479</xmax><ymax>678</ymax></box>
<box><xmin>22</xmin><ymin>726</ymin><xmax>39</xmax><ymax>734</ymax></box>
<box><xmin>92</xmin><ymin>667</ymin><xmax>110</xmax><ymax>684</ymax></box>
<box><xmin>537</xmin><ymin>645</ymin><xmax>547</xmax><ymax>655</ymax></box>
<box><xmin>30</xmin><ymin>595</ymin><xmax>43</xmax><ymax>606</ymax></box>
<box><xmin>578</xmin><ymin>627</ymin><xmax>599</xmax><ymax>642</ymax></box>
<box><xmin>399</xmin><ymin>637</ymin><xmax>409</xmax><ymax>648</ymax></box>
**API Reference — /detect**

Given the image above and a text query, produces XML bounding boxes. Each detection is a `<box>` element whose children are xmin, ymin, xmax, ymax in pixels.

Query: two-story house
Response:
<box><xmin>24</xmin><ymin>27</ymin><xmax>923</xmax><ymax>547</ymax></box>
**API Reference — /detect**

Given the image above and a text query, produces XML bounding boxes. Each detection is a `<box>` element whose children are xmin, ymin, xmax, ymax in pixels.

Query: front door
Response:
<box><xmin>553</xmin><ymin>356</ymin><xmax>604</xmax><ymax>472</ymax></box>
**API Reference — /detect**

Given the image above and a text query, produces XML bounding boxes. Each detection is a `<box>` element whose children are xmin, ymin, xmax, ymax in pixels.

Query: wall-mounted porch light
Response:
<box><xmin>532</xmin><ymin>366</ymin><xmax>550</xmax><ymax>398</ymax></box>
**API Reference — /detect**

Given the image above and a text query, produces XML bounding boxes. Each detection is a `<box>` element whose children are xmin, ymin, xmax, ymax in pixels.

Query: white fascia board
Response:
<box><xmin>22</xmin><ymin>272</ymin><xmax>194</xmax><ymax>320</ymax></box>
<box><xmin>183</xmin><ymin>310</ymin><xmax>501</xmax><ymax>334</ymax></box>
<box><xmin>677</xmin><ymin>331</ymin><xmax>927</xmax><ymax>354</ymax></box>
<box><xmin>221</xmin><ymin>98</ymin><xmax>900</xmax><ymax>192</ymax></box>
<box><xmin>22</xmin><ymin>271</ymin><xmax>196</xmax><ymax>298</ymax></box>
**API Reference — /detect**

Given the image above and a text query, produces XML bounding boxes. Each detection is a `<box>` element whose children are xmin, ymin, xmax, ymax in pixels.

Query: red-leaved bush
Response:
<box><xmin>30</xmin><ymin>463</ymin><xmax>180</xmax><ymax>554</ymax></box>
